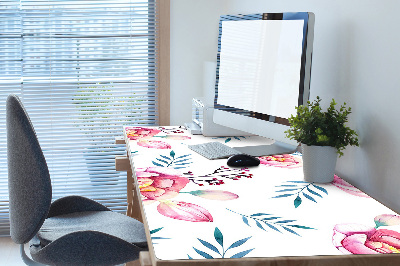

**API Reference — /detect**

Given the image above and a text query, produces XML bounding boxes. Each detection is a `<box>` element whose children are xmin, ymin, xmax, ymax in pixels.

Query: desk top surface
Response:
<box><xmin>123</xmin><ymin>126</ymin><xmax>400</xmax><ymax>261</ymax></box>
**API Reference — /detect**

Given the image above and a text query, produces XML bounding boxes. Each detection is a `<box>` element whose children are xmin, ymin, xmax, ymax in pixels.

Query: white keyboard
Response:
<box><xmin>188</xmin><ymin>142</ymin><xmax>242</xmax><ymax>160</ymax></box>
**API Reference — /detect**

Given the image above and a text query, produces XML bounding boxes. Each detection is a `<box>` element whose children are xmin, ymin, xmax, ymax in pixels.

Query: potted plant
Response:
<box><xmin>285</xmin><ymin>96</ymin><xmax>359</xmax><ymax>183</ymax></box>
<box><xmin>72</xmin><ymin>83</ymin><xmax>135</xmax><ymax>185</ymax></box>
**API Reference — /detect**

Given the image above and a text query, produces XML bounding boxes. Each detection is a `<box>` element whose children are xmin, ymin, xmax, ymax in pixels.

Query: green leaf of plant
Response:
<box><xmin>275</xmin><ymin>220</ymin><xmax>296</xmax><ymax>224</ymax></box>
<box><xmin>276</xmin><ymin>188</ymin><xmax>300</xmax><ymax>193</ymax></box>
<box><xmin>242</xmin><ymin>216</ymin><xmax>250</xmax><ymax>227</ymax></box>
<box><xmin>160</xmin><ymin>155</ymin><xmax>171</xmax><ymax>161</ymax></box>
<box><xmin>150</xmin><ymin>227</ymin><xmax>163</xmax><ymax>234</ymax></box>
<box><xmin>226</xmin><ymin>236</ymin><xmax>252</xmax><ymax>251</ymax></box>
<box><xmin>272</xmin><ymin>194</ymin><xmax>295</xmax><ymax>198</ymax></box>
<box><xmin>156</xmin><ymin>158</ymin><xmax>169</xmax><ymax>164</ymax></box>
<box><xmin>285</xmin><ymin>97</ymin><xmax>358</xmax><ymax>156</ymax></box>
<box><xmin>152</xmin><ymin>161</ymin><xmax>164</xmax><ymax>167</ymax></box>
<box><xmin>170</xmin><ymin>150</ymin><xmax>175</xmax><ymax>158</ymax></box>
<box><xmin>151</xmin><ymin>236</ymin><xmax>170</xmax><ymax>240</ymax></box>
<box><xmin>282</xmin><ymin>226</ymin><xmax>300</xmax><ymax>236</ymax></box>
<box><xmin>255</xmin><ymin>220</ymin><xmax>266</xmax><ymax>231</ymax></box>
<box><xmin>313</xmin><ymin>184</ymin><xmax>328</xmax><ymax>195</ymax></box>
<box><xmin>174</xmin><ymin>158</ymin><xmax>190</xmax><ymax>163</ymax></box>
<box><xmin>230</xmin><ymin>248</ymin><xmax>254</xmax><ymax>258</ymax></box>
<box><xmin>197</xmin><ymin>238</ymin><xmax>221</xmax><ymax>255</ymax></box>
<box><xmin>302</xmin><ymin>192</ymin><xmax>317</xmax><ymax>203</ymax></box>
<box><xmin>287</xmin><ymin>224</ymin><xmax>315</xmax><ymax>230</ymax></box>
<box><xmin>214</xmin><ymin>227</ymin><xmax>223</xmax><ymax>248</ymax></box>
<box><xmin>250</xmin><ymin>213</ymin><xmax>271</xmax><ymax>217</ymax></box>
<box><xmin>294</xmin><ymin>196</ymin><xmax>302</xmax><ymax>208</ymax></box>
<box><xmin>193</xmin><ymin>247</ymin><xmax>213</xmax><ymax>259</ymax></box>
<box><xmin>263</xmin><ymin>222</ymin><xmax>281</xmax><ymax>233</ymax></box>
<box><xmin>307</xmin><ymin>186</ymin><xmax>322</xmax><ymax>198</ymax></box>
<box><xmin>225</xmin><ymin>138</ymin><xmax>232</xmax><ymax>143</ymax></box>
<box><xmin>261</xmin><ymin>216</ymin><xmax>281</xmax><ymax>221</ymax></box>
<box><xmin>176</xmin><ymin>154</ymin><xmax>190</xmax><ymax>159</ymax></box>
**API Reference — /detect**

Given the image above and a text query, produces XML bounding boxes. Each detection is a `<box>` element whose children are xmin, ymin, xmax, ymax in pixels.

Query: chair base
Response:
<box><xmin>20</xmin><ymin>244</ymin><xmax>45</xmax><ymax>266</ymax></box>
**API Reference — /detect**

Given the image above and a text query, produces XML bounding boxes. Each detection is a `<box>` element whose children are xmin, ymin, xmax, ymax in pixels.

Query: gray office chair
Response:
<box><xmin>6</xmin><ymin>94</ymin><xmax>148</xmax><ymax>265</ymax></box>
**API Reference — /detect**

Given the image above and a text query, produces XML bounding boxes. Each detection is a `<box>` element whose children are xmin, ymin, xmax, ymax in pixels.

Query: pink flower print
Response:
<box><xmin>333</xmin><ymin>223</ymin><xmax>400</xmax><ymax>254</ymax></box>
<box><xmin>375</xmin><ymin>214</ymin><xmax>400</xmax><ymax>228</ymax></box>
<box><xmin>163</xmin><ymin>135</ymin><xmax>191</xmax><ymax>140</ymax></box>
<box><xmin>136</xmin><ymin>167</ymin><xmax>189</xmax><ymax>201</ymax></box>
<box><xmin>137</xmin><ymin>140</ymin><xmax>171</xmax><ymax>149</ymax></box>
<box><xmin>331</xmin><ymin>175</ymin><xmax>370</xmax><ymax>198</ymax></box>
<box><xmin>125</xmin><ymin>127</ymin><xmax>161</xmax><ymax>140</ymax></box>
<box><xmin>157</xmin><ymin>200</ymin><xmax>213</xmax><ymax>222</ymax></box>
<box><xmin>258</xmin><ymin>154</ymin><xmax>302</xmax><ymax>168</ymax></box>
<box><xmin>187</xmin><ymin>190</ymin><xmax>239</xmax><ymax>200</ymax></box>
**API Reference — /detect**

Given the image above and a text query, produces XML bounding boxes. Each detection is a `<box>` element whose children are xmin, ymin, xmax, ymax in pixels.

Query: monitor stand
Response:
<box><xmin>233</xmin><ymin>140</ymin><xmax>298</xmax><ymax>157</ymax></box>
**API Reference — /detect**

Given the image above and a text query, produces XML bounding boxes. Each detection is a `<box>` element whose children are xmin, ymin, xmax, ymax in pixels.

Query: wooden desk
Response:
<box><xmin>120</xmin><ymin>126</ymin><xmax>400</xmax><ymax>266</ymax></box>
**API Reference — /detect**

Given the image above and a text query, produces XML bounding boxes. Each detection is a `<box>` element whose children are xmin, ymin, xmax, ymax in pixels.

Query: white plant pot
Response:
<box><xmin>302</xmin><ymin>144</ymin><xmax>338</xmax><ymax>183</ymax></box>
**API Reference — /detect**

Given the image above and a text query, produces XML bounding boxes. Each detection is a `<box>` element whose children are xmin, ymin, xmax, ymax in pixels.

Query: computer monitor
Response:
<box><xmin>213</xmin><ymin>12</ymin><xmax>315</xmax><ymax>156</ymax></box>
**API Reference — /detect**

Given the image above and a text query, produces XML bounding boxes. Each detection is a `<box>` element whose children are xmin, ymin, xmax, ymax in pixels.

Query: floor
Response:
<box><xmin>0</xmin><ymin>237</ymin><xmax>141</xmax><ymax>266</ymax></box>
<box><xmin>0</xmin><ymin>237</ymin><xmax>25</xmax><ymax>266</ymax></box>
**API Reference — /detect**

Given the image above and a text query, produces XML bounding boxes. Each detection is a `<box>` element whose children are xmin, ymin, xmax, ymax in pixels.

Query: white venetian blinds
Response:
<box><xmin>0</xmin><ymin>0</ymin><xmax>159</xmax><ymax>236</ymax></box>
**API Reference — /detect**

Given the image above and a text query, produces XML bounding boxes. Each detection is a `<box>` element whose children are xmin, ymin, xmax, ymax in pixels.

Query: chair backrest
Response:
<box><xmin>6</xmin><ymin>94</ymin><xmax>52</xmax><ymax>244</ymax></box>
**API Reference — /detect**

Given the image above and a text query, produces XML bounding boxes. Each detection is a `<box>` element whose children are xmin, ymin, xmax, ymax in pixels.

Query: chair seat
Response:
<box><xmin>37</xmin><ymin>211</ymin><xmax>147</xmax><ymax>248</ymax></box>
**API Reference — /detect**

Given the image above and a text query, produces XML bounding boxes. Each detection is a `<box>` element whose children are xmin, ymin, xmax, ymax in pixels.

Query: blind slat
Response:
<box><xmin>0</xmin><ymin>0</ymin><xmax>159</xmax><ymax>236</ymax></box>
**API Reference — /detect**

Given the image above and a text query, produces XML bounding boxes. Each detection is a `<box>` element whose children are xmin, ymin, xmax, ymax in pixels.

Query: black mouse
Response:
<box><xmin>227</xmin><ymin>154</ymin><xmax>260</xmax><ymax>167</ymax></box>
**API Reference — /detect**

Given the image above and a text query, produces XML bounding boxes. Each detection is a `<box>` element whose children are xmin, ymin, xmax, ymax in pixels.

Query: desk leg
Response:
<box><xmin>115</xmin><ymin>155</ymin><xmax>143</xmax><ymax>222</ymax></box>
<box><xmin>124</xmin><ymin>259</ymin><xmax>140</xmax><ymax>266</ymax></box>
<box><xmin>127</xmin><ymin>169</ymin><xmax>143</xmax><ymax>223</ymax></box>
<box><xmin>126</xmin><ymin>169</ymin><xmax>134</xmax><ymax>217</ymax></box>
<box><xmin>139</xmin><ymin>252</ymin><xmax>152</xmax><ymax>266</ymax></box>
<box><xmin>124</xmin><ymin>252</ymin><xmax>152</xmax><ymax>266</ymax></box>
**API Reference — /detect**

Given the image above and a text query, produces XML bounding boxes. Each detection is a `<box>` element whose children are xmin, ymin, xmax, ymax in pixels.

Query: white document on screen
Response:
<box><xmin>217</xmin><ymin>19</ymin><xmax>304</xmax><ymax>118</ymax></box>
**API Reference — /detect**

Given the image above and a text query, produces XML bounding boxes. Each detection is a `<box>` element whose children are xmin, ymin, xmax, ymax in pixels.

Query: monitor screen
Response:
<box><xmin>213</xmin><ymin>13</ymin><xmax>314</xmax><ymax>156</ymax></box>
<box><xmin>218</xmin><ymin>19</ymin><xmax>304</xmax><ymax>118</ymax></box>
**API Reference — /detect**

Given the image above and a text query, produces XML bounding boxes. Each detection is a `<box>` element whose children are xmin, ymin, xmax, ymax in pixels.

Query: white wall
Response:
<box><xmin>170</xmin><ymin>0</ymin><xmax>400</xmax><ymax>213</ymax></box>
<box><xmin>170</xmin><ymin>0</ymin><xmax>228</xmax><ymax>124</ymax></box>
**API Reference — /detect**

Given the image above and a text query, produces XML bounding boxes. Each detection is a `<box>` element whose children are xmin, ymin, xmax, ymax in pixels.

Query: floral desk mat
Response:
<box><xmin>123</xmin><ymin>126</ymin><xmax>400</xmax><ymax>260</ymax></box>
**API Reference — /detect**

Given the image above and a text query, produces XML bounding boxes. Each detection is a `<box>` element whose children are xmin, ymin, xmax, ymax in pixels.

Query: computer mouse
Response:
<box><xmin>227</xmin><ymin>154</ymin><xmax>260</xmax><ymax>167</ymax></box>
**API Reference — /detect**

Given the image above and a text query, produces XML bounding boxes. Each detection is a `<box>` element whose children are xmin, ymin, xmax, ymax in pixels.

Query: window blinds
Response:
<box><xmin>0</xmin><ymin>0</ymin><xmax>159</xmax><ymax>236</ymax></box>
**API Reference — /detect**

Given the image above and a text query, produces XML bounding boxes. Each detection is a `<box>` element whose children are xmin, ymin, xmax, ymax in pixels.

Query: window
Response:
<box><xmin>0</xmin><ymin>0</ymin><xmax>169</xmax><ymax>236</ymax></box>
